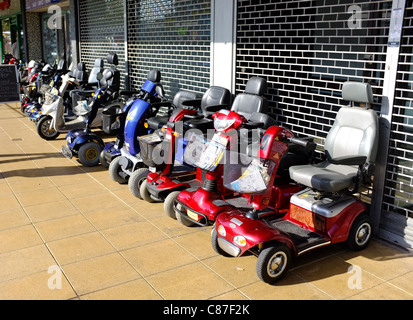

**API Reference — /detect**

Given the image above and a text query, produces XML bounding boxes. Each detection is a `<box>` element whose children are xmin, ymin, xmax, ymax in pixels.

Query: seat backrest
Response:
<box><xmin>231</xmin><ymin>77</ymin><xmax>268</xmax><ymax>120</ymax></box>
<box><xmin>146</xmin><ymin>69</ymin><xmax>165</xmax><ymax>97</ymax></box>
<box><xmin>88</xmin><ymin>58</ymin><xmax>104</xmax><ymax>83</ymax></box>
<box><xmin>173</xmin><ymin>90</ymin><xmax>199</xmax><ymax>108</ymax></box>
<box><xmin>324</xmin><ymin>82</ymin><xmax>378</xmax><ymax>163</ymax></box>
<box><xmin>200</xmin><ymin>86</ymin><xmax>231</xmax><ymax>116</ymax></box>
<box><xmin>73</xmin><ymin>62</ymin><xmax>89</xmax><ymax>83</ymax></box>
<box><xmin>100</xmin><ymin>54</ymin><xmax>120</xmax><ymax>91</ymax></box>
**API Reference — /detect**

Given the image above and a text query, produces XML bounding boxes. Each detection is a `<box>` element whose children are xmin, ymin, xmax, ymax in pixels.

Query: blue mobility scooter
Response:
<box><xmin>108</xmin><ymin>88</ymin><xmax>202</xmax><ymax>198</ymax></box>
<box><xmin>99</xmin><ymin>69</ymin><xmax>167</xmax><ymax>168</ymax></box>
<box><xmin>61</xmin><ymin>54</ymin><xmax>122</xmax><ymax>166</ymax></box>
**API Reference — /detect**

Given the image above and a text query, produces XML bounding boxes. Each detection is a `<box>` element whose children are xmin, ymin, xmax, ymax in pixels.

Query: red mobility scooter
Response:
<box><xmin>139</xmin><ymin>77</ymin><xmax>270</xmax><ymax>219</ymax></box>
<box><xmin>213</xmin><ymin>81</ymin><xmax>379</xmax><ymax>284</ymax></box>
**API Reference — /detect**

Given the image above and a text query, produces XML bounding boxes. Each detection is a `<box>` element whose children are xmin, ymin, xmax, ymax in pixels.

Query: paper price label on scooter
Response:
<box><xmin>227</xmin><ymin>159</ymin><xmax>271</xmax><ymax>194</ymax></box>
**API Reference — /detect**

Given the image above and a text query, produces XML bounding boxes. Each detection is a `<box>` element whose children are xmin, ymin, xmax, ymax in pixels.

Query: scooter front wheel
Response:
<box><xmin>37</xmin><ymin>116</ymin><xmax>60</xmax><ymax>140</ymax></box>
<box><xmin>108</xmin><ymin>156</ymin><xmax>128</xmax><ymax>184</ymax></box>
<box><xmin>139</xmin><ymin>179</ymin><xmax>154</xmax><ymax>203</ymax></box>
<box><xmin>164</xmin><ymin>191</ymin><xmax>181</xmax><ymax>219</ymax></box>
<box><xmin>128</xmin><ymin>168</ymin><xmax>150</xmax><ymax>199</ymax></box>
<box><xmin>256</xmin><ymin>244</ymin><xmax>291</xmax><ymax>284</ymax></box>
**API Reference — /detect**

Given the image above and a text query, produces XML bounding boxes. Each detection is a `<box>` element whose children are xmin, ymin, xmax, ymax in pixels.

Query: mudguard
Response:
<box><xmin>66</xmin><ymin>130</ymin><xmax>105</xmax><ymax>151</ymax></box>
<box><xmin>124</xmin><ymin>98</ymin><xmax>151</xmax><ymax>156</ymax></box>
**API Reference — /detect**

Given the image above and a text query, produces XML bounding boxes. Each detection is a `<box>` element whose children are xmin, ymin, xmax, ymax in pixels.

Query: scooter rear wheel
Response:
<box><xmin>37</xmin><ymin>116</ymin><xmax>60</xmax><ymax>140</ymax></box>
<box><xmin>256</xmin><ymin>244</ymin><xmax>291</xmax><ymax>284</ymax></box>
<box><xmin>78</xmin><ymin>142</ymin><xmax>103</xmax><ymax>167</ymax></box>
<box><xmin>139</xmin><ymin>179</ymin><xmax>154</xmax><ymax>203</ymax></box>
<box><xmin>347</xmin><ymin>214</ymin><xmax>373</xmax><ymax>251</ymax></box>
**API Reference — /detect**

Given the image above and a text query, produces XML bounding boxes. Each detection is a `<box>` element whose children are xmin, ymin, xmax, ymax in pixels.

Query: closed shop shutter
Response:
<box><xmin>125</xmin><ymin>0</ymin><xmax>211</xmax><ymax>97</ymax></box>
<box><xmin>78</xmin><ymin>0</ymin><xmax>126</xmax><ymax>87</ymax></box>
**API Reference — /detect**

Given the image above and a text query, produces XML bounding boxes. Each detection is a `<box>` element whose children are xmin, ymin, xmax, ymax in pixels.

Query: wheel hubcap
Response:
<box><xmin>267</xmin><ymin>252</ymin><xmax>287</xmax><ymax>278</ymax></box>
<box><xmin>356</xmin><ymin>222</ymin><xmax>371</xmax><ymax>246</ymax></box>
<box><xmin>86</xmin><ymin>148</ymin><xmax>98</xmax><ymax>161</ymax></box>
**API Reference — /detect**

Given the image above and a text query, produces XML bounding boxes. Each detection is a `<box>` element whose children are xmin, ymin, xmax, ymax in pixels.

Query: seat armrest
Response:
<box><xmin>203</xmin><ymin>104</ymin><xmax>228</xmax><ymax>113</ymax></box>
<box><xmin>327</xmin><ymin>155</ymin><xmax>367</xmax><ymax>166</ymax></box>
<box><xmin>181</xmin><ymin>99</ymin><xmax>202</xmax><ymax>108</ymax></box>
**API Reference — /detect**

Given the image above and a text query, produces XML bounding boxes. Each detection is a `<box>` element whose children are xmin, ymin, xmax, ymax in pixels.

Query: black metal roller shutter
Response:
<box><xmin>126</xmin><ymin>0</ymin><xmax>211</xmax><ymax>97</ymax></box>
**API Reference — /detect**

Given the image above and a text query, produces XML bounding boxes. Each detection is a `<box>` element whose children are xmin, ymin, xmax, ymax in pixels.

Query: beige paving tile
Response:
<box><xmin>15</xmin><ymin>187</ymin><xmax>66</xmax><ymax>207</ymax></box>
<box><xmin>80</xmin><ymin>279</ymin><xmax>162</xmax><ymax>300</ymax></box>
<box><xmin>203</xmin><ymin>254</ymin><xmax>260</xmax><ymax>288</ymax></box>
<box><xmin>84</xmin><ymin>205</ymin><xmax>144</xmax><ymax>230</ymax></box>
<box><xmin>0</xmin><ymin>245</ymin><xmax>56</xmax><ymax>282</ymax></box>
<box><xmin>47</xmin><ymin>232</ymin><xmax>116</xmax><ymax>265</ymax></box>
<box><xmin>101</xmin><ymin>220</ymin><xmax>167</xmax><ymax>251</ymax></box>
<box><xmin>174</xmin><ymin>229</ymin><xmax>218</xmax><ymax>260</ymax></box>
<box><xmin>0</xmin><ymin>270</ymin><xmax>77</xmax><ymax>300</ymax></box>
<box><xmin>0</xmin><ymin>225</ymin><xmax>43</xmax><ymax>254</ymax></box>
<box><xmin>347</xmin><ymin>282</ymin><xmax>413</xmax><ymax>300</ymax></box>
<box><xmin>122</xmin><ymin>239</ymin><xmax>198</xmax><ymax>277</ymax></box>
<box><xmin>24</xmin><ymin>199</ymin><xmax>79</xmax><ymax>222</ymax></box>
<box><xmin>209</xmin><ymin>290</ymin><xmax>249</xmax><ymax>300</ymax></box>
<box><xmin>146</xmin><ymin>262</ymin><xmax>235</xmax><ymax>300</ymax></box>
<box><xmin>292</xmin><ymin>254</ymin><xmax>383</xmax><ymax>300</ymax></box>
<box><xmin>6</xmin><ymin>176</ymin><xmax>56</xmax><ymax>193</ymax></box>
<box><xmin>34</xmin><ymin>214</ymin><xmax>96</xmax><ymax>242</ymax></box>
<box><xmin>337</xmin><ymin>240</ymin><xmax>413</xmax><ymax>281</ymax></box>
<box><xmin>150</xmin><ymin>215</ymin><xmax>206</xmax><ymax>238</ymax></box>
<box><xmin>61</xmin><ymin>252</ymin><xmax>140</xmax><ymax>296</ymax></box>
<box><xmin>0</xmin><ymin>208</ymin><xmax>31</xmax><ymax>231</ymax></box>
<box><xmin>58</xmin><ymin>181</ymin><xmax>108</xmax><ymax>199</ymax></box>
<box><xmin>388</xmin><ymin>270</ymin><xmax>413</xmax><ymax>296</ymax></box>
<box><xmin>0</xmin><ymin>193</ymin><xmax>21</xmax><ymax>213</ymax></box>
<box><xmin>70</xmin><ymin>192</ymin><xmax>126</xmax><ymax>213</ymax></box>
<box><xmin>239</xmin><ymin>272</ymin><xmax>332</xmax><ymax>300</ymax></box>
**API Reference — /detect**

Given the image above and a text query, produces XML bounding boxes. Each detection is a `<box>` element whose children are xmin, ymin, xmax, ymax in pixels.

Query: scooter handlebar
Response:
<box><xmin>288</xmin><ymin>137</ymin><xmax>316</xmax><ymax>151</ymax></box>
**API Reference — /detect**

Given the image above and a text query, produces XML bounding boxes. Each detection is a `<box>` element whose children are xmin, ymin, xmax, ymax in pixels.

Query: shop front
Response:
<box><xmin>0</xmin><ymin>0</ymin><xmax>24</xmax><ymax>62</ymax></box>
<box><xmin>26</xmin><ymin>0</ymin><xmax>73</xmax><ymax>64</ymax></box>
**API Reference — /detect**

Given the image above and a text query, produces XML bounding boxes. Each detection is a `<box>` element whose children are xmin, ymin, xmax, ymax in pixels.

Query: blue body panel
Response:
<box><xmin>141</xmin><ymin>80</ymin><xmax>157</xmax><ymax>96</ymax></box>
<box><xmin>124</xmin><ymin>98</ymin><xmax>151</xmax><ymax>156</ymax></box>
<box><xmin>66</xmin><ymin>129</ymin><xmax>104</xmax><ymax>151</ymax></box>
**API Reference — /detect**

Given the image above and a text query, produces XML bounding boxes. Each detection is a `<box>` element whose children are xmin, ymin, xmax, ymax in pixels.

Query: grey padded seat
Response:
<box><xmin>231</xmin><ymin>77</ymin><xmax>268</xmax><ymax>119</ymax></box>
<box><xmin>183</xmin><ymin>86</ymin><xmax>232</xmax><ymax>130</ymax></box>
<box><xmin>88</xmin><ymin>58</ymin><xmax>105</xmax><ymax>84</ymax></box>
<box><xmin>289</xmin><ymin>82</ymin><xmax>379</xmax><ymax>193</ymax></box>
<box><xmin>146</xmin><ymin>90</ymin><xmax>199</xmax><ymax>129</ymax></box>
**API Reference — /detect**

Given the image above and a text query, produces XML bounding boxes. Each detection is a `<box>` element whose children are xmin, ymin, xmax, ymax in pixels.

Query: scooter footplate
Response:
<box><xmin>268</xmin><ymin>219</ymin><xmax>329</xmax><ymax>253</ymax></box>
<box><xmin>61</xmin><ymin>146</ymin><xmax>73</xmax><ymax>159</ymax></box>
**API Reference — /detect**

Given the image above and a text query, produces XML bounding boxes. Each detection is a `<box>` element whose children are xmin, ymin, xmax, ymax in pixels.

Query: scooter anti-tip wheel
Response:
<box><xmin>256</xmin><ymin>244</ymin><xmax>291</xmax><ymax>284</ymax></box>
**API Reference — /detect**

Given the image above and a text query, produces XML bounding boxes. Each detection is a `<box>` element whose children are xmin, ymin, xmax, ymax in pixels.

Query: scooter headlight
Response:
<box><xmin>233</xmin><ymin>235</ymin><xmax>247</xmax><ymax>247</ymax></box>
<box><xmin>214</xmin><ymin>118</ymin><xmax>235</xmax><ymax>132</ymax></box>
<box><xmin>217</xmin><ymin>225</ymin><xmax>226</xmax><ymax>237</ymax></box>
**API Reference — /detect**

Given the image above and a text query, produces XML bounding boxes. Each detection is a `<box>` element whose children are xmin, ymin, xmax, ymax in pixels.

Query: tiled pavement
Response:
<box><xmin>1</xmin><ymin>102</ymin><xmax>413</xmax><ymax>300</ymax></box>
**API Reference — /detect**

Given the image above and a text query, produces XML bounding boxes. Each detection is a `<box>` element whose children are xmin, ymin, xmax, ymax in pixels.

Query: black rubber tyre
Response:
<box><xmin>36</xmin><ymin>116</ymin><xmax>60</xmax><ymax>140</ymax></box>
<box><xmin>78</xmin><ymin>142</ymin><xmax>102</xmax><ymax>167</ymax></box>
<box><xmin>163</xmin><ymin>191</ymin><xmax>181</xmax><ymax>219</ymax></box>
<box><xmin>108</xmin><ymin>156</ymin><xmax>128</xmax><ymax>184</ymax></box>
<box><xmin>347</xmin><ymin>214</ymin><xmax>373</xmax><ymax>251</ymax></box>
<box><xmin>128</xmin><ymin>167</ymin><xmax>150</xmax><ymax>199</ymax></box>
<box><xmin>99</xmin><ymin>150</ymin><xmax>110</xmax><ymax>168</ymax></box>
<box><xmin>139</xmin><ymin>179</ymin><xmax>154</xmax><ymax>203</ymax></box>
<box><xmin>256</xmin><ymin>244</ymin><xmax>291</xmax><ymax>284</ymax></box>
